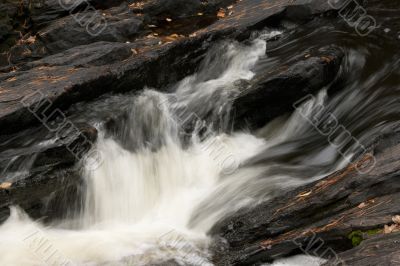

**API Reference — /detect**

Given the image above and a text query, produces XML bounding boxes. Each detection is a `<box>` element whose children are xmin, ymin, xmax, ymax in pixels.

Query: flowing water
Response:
<box><xmin>1</xmin><ymin>4</ymin><xmax>400</xmax><ymax>265</ymax></box>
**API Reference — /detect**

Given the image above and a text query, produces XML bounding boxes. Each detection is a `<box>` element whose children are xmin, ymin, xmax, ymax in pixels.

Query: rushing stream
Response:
<box><xmin>1</xmin><ymin>3</ymin><xmax>400</xmax><ymax>265</ymax></box>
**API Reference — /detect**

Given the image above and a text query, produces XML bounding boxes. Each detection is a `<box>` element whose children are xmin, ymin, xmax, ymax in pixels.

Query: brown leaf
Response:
<box><xmin>384</xmin><ymin>224</ymin><xmax>397</xmax><ymax>234</ymax></box>
<box><xmin>392</xmin><ymin>215</ymin><xmax>400</xmax><ymax>225</ymax></box>
<box><xmin>217</xmin><ymin>8</ymin><xmax>226</xmax><ymax>18</ymax></box>
<box><xmin>6</xmin><ymin>77</ymin><xmax>17</xmax><ymax>82</ymax></box>
<box><xmin>358</xmin><ymin>202</ymin><xmax>367</xmax><ymax>208</ymax></box>
<box><xmin>0</xmin><ymin>182</ymin><xmax>12</xmax><ymax>189</ymax></box>
<box><xmin>297</xmin><ymin>191</ymin><xmax>312</xmax><ymax>197</ymax></box>
<box><xmin>25</xmin><ymin>35</ymin><xmax>36</xmax><ymax>44</ymax></box>
<box><xmin>260</xmin><ymin>239</ymin><xmax>273</xmax><ymax>247</ymax></box>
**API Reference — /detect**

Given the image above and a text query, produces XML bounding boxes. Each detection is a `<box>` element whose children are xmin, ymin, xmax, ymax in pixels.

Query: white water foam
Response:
<box><xmin>0</xmin><ymin>38</ymin><xmax>328</xmax><ymax>266</ymax></box>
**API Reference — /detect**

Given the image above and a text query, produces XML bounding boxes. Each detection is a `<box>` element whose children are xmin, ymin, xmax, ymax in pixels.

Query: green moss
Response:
<box><xmin>348</xmin><ymin>230</ymin><xmax>363</xmax><ymax>247</ymax></box>
<box><xmin>366</xmin><ymin>228</ymin><xmax>381</xmax><ymax>236</ymax></box>
<box><xmin>347</xmin><ymin>228</ymin><xmax>383</xmax><ymax>247</ymax></box>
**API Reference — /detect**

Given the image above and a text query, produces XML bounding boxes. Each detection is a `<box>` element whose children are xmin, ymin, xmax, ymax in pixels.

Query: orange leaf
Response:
<box><xmin>217</xmin><ymin>9</ymin><xmax>226</xmax><ymax>18</ymax></box>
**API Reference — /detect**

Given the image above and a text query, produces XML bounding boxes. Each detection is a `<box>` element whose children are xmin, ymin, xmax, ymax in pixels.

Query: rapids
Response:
<box><xmin>1</xmin><ymin>4</ymin><xmax>399</xmax><ymax>264</ymax></box>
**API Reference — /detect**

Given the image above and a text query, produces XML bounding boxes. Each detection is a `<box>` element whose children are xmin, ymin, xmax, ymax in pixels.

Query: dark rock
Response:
<box><xmin>0</xmin><ymin>167</ymin><xmax>82</xmax><ymax>224</ymax></box>
<box><xmin>29</xmin><ymin>0</ymin><xmax>126</xmax><ymax>28</ymax></box>
<box><xmin>39</xmin><ymin>4</ymin><xmax>143</xmax><ymax>54</ymax></box>
<box><xmin>0</xmin><ymin>0</ymin><xmax>349</xmax><ymax>225</ymax></box>
<box><xmin>232</xmin><ymin>48</ymin><xmax>344</xmax><ymax>130</ymax></box>
<box><xmin>0</xmin><ymin>32</ymin><xmax>213</xmax><ymax>135</ymax></box>
<box><xmin>0</xmin><ymin>1</ymin><xmax>28</xmax><ymax>53</ymax></box>
<box><xmin>26</xmin><ymin>41</ymin><xmax>141</xmax><ymax>68</ymax></box>
<box><xmin>0</xmin><ymin>123</ymin><xmax>98</xmax><ymax>175</ymax></box>
<box><xmin>209</xmin><ymin>132</ymin><xmax>400</xmax><ymax>265</ymax></box>
<box><xmin>129</xmin><ymin>0</ymin><xmax>202</xmax><ymax>19</ymax></box>
<box><xmin>323</xmin><ymin>232</ymin><xmax>400</xmax><ymax>266</ymax></box>
<box><xmin>6</xmin><ymin>3</ymin><xmax>144</xmax><ymax>65</ymax></box>
<box><xmin>29</xmin><ymin>0</ymin><xmax>86</xmax><ymax>28</ymax></box>
<box><xmin>0</xmin><ymin>0</ymin><xmax>343</xmax><ymax>135</ymax></box>
<box><xmin>200</xmin><ymin>0</ymin><xmax>333</xmax><ymax>33</ymax></box>
<box><xmin>0</xmin><ymin>124</ymin><xmax>97</xmax><ymax>222</ymax></box>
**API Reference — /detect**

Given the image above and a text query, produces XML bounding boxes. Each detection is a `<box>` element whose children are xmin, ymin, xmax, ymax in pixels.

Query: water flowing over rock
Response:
<box><xmin>0</xmin><ymin>0</ymin><xmax>399</xmax><ymax>265</ymax></box>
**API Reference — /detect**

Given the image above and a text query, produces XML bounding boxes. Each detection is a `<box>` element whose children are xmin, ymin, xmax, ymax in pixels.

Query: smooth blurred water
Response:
<box><xmin>0</xmin><ymin>4</ymin><xmax>399</xmax><ymax>264</ymax></box>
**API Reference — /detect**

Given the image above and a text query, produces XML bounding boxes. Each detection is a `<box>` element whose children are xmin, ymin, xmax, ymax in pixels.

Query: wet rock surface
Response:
<box><xmin>0</xmin><ymin>0</ymin><xmax>339</xmax><ymax>135</ymax></box>
<box><xmin>210</xmin><ymin>132</ymin><xmax>400</xmax><ymax>265</ymax></box>
<box><xmin>0</xmin><ymin>0</ymin><xmax>343</xmax><ymax>225</ymax></box>
<box><xmin>232</xmin><ymin>48</ymin><xmax>344</xmax><ymax>130</ymax></box>
<box><xmin>0</xmin><ymin>123</ymin><xmax>97</xmax><ymax>223</ymax></box>
<box><xmin>0</xmin><ymin>0</ymin><xmax>398</xmax><ymax>265</ymax></box>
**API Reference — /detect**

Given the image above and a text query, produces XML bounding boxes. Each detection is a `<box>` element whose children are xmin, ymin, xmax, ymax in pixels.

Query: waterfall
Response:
<box><xmin>0</xmin><ymin>38</ymin><xmax>334</xmax><ymax>266</ymax></box>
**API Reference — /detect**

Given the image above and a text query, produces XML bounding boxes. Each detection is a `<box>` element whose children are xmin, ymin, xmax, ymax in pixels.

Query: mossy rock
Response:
<box><xmin>348</xmin><ymin>230</ymin><xmax>363</xmax><ymax>247</ymax></box>
<box><xmin>348</xmin><ymin>229</ymin><xmax>383</xmax><ymax>247</ymax></box>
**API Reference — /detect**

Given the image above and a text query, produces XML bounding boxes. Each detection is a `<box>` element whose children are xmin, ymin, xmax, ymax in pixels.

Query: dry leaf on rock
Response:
<box><xmin>384</xmin><ymin>224</ymin><xmax>400</xmax><ymax>234</ymax></box>
<box><xmin>0</xmin><ymin>182</ymin><xmax>12</xmax><ymax>189</ymax></box>
<box><xmin>392</xmin><ymin>215</ymin><xmax>400</xmax><ymax>225</ymax></box>
<box><xmin>217</xmin><ymin>8</ymin><xmax>226</xmax><ymax>18</ymax></box>
<box><xmin>358</xmin><ymin>202</ymin><xmax>367</xmax><ymax>208</ymax></box>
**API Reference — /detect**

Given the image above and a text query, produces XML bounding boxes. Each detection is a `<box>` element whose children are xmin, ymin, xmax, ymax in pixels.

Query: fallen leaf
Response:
<box><xmin>25</xmin><ymin>35</ymin><xmax>36</xmax><ymax>44</ymax></box>
<box><xmin>0</xmin><ymin>182</ymin><xmax>12</xmax><ymax>189</ymax></box>
<box><xmin>392</xmin><ymin>215</ymin><xmax>400</xmax><ymax>225</ymax></box>
<box><xmin>304</xmin><ymin>53</ymin><xmax>311</xmax><ymax>58</ymax></box>
<box><xmin>197</xmin><ymin>12</ymin><xmax>203</xmax><ymax>16</ymax></box>
<box><xmin>260</xmin><ymin>239</ymin><xmax>273</xmax><ymax>247</ymax></box>
<box><xmin>227</xmin><ymin>5</ymin><xmax>234</xmax><ymax>9</ymax></box>
<box><xmin>6</xmin><ymin>77</ymin><xmax>17</xmax><ymax>82</ymax></box>
<box><xmin>189</xmin><ymin>33</ymin><xmax>197</xmax><ymax>37</ymax></box>
<box><xmin>384</xmin><ymin>224</ymin><xmax>398</xmax><ymax>234</ymax></box>
<box><xmin>170</xmin><ymin>34</ymin><xmax>179</xmax><ymax>38</ymax></box>
<box><xmin>297</xmin><ymin>191</ymin><xmax>312</xmax><ymax>197</ymax></box>
<box><xmin>357</xmin><ymin>202</ymin><xmax>367</xmax><ymax>208</ymax></box>
<box><xmin>166</xmin><ymin>18</ymin><xmax>172</xmax><ymax>22</ymax></box>
<box><xmin>217</xmin><ymin>8</ymin><xmax>226</xmax><ymax>18</ymax></box>
<box><xmin>148</xmin><ymin>24</ymin><xmax>157</xmax><ymax>28</ymax></box>
<box><xmin>131</xmin><ymin>48</ymin><xmax>138</xmax><ymax>55</ymax></box>
<box><xmin>164</xmin><ymin>36</ymin><xmax>176</xmax><ymax>42</ymax></box>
